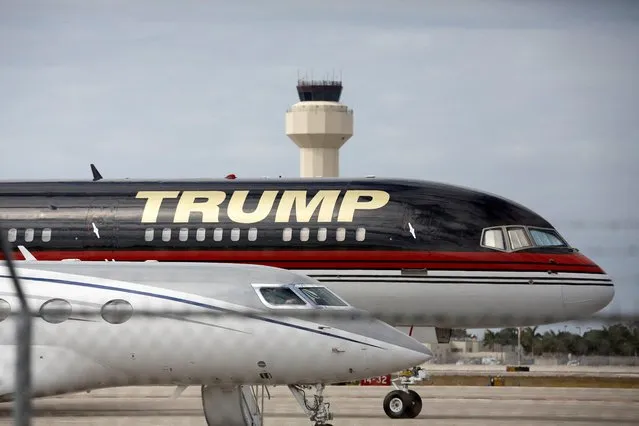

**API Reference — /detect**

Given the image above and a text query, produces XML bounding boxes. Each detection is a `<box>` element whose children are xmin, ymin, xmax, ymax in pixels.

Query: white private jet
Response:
<box><xmin>0</xmin><ymin>260</ymin><xmax>432</xmax><ymax>425</ymax></box>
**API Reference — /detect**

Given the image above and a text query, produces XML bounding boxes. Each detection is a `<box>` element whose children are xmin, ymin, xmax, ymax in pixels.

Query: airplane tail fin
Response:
<box><xmin>90</xmin><ymin>164</ymin><xmax>103</xmax><ymax>181</ymax></box>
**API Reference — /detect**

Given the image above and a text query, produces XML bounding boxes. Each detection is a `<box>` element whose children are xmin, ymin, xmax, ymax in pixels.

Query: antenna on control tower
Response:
<box><xmin>285</xmin><ymin>73</ymin><xmax>353</xmax><ymax>178</ymax></box>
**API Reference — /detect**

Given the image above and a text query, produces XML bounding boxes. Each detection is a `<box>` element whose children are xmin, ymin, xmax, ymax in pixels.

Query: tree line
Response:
<box><xmin>453</xmin><ymin>323</ymin><xmax>639</xmax><ymax>356</ymax></box>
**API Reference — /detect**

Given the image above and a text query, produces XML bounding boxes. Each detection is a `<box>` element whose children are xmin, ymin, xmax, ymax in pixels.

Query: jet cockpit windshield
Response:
<box><xmin>295</xmin><ymin>285</ymin><xmax>350</xmax><ymax>307</ymax></box>
<box><xmin>253</xmin><ymin>284</ymin><xmax>351</xmax><ymax>309</ymax></box>
<box><xmin>528</xmin><ymin>227</ymin><xmax>568</xmax><ymax>247</ymax></box>
<box><xmin>481</xmin><ymin>226</ymin><xmax>571</xmax><ymax>252</ymax></box>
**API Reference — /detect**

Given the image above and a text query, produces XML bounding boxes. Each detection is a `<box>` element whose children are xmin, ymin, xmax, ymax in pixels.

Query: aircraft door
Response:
<box><xmin>84</xmin><ymin>200</ymin><xmax>117</xmax><ymax>259</ymax></box>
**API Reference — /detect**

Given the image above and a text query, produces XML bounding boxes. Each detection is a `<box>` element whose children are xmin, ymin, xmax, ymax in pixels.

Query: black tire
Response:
<box><xmin>383</xmin><ymin>390</ymin><xmax>411</xmax><ymax>418</ymax></box>
<box><xmin>404</xmin><ymin>390</ymin><xmax>423</xmax><ymax>418</ymax></box>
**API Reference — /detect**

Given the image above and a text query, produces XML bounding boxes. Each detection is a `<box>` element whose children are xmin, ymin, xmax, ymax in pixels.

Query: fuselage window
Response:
<box><xmin>25</xmin><ymin>228</ymin><xmax>34</xmax><ymax>243</ymax></box>
<box><xmin>42</xmin><ymin>228</ymin><xmax>52</xmax><ymax>242</ymax></box>
<box><xmin>213</xmin><ymin>228</ymin><xmax>223</xmax><ymax>241</ymax></box>
<box><xmin>145</xmin><ymin>228</ymin><xmax>154</xmax><ymax>242</ymax></box>
<box><xmin>259</xmin><ymin>287</ymin><xmax>306</xmax><ymax>306</ymax></box>
<box><xmin>282</xmin><ymin>227</ymin><xmax>292</xmax><ymax>242</ymax></box>
<box><xmin>507</xmin><ymin>227</ymin><xmax>532</xmax><ymax>250</ymax></box>
<box><xmin>317</xmin><ymin>227</ymin><xmax>327</xmax><ymax>242</ymax></box>
<box><xmin>482</xmin><ymin>228</ymin><xmax>505</xmax><ymax>250</ymax></box>
<box><xmin>101</xmin><ymin>299</ymin><xmax>133</xmax><ymax>324</ymax></box>
<box><xmin>231</xmin><ymin>228</ymin><xmax>240</xmax><ymax>241</ymax></box>
<box><xmin>297</xmin><ymin>286</ymin><xmax>348</xmax><ymax>307</ymax></box>
<box><xmin>196</xmin><ymin>228</ymin><xmax>206</xmax><ymax>242</ymax></box>
<box><xmin>336</xmin><ymin>227</ymin><xmax>346</xmax><ymax>242</ymax></box>
<box><xmin>300</xmin><ymin>227</ymin><xmax>310</xmax><ymax>242</ymax></box>
<box><xmin>162</xmin><ymin>228</ymin><xmax>171</xmax><ymax>242</ymax></box>
<box><xmin>179</xmin><ymin>227</ymin><xmax>189</xmax><ymax>242</ymax></box>
<box><xmin>39</xmin><ymin>298</ymin><xmax>72</xmax><ymax>324</ymax></box>
<box><xmin>529</xmin><ymin>228</ymin><xmax>566</xmax><ymax>247</ymax></box>
<box><xmin>355</xmin><ymin>227</ymin><xmax>366</xmax><ymax>242</ymax></box>
<box><xmin>7</xmin><ymin>228</ymin><xmax>17</xmax><ymax>243</ymax></box>
<box><xmin>0</xmin><ymin>298</ymin><xmax>10</xmax><ymax>322</ymax></box>
<box><xmin>248</xmin><ymin>227</ymin><xmax>258</xmax><ymax>241</ymax></box>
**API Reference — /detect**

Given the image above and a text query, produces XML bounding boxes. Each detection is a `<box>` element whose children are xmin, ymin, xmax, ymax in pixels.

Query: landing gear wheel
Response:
<box><xmin>383</xmin><ymin>390</ymin><xmax>413</xmax><ymax>418</ymax></box>
<box><xmin>404</xmin><ymin>390</ymin><xmax>422</xmax><ymax>418</ymax></box>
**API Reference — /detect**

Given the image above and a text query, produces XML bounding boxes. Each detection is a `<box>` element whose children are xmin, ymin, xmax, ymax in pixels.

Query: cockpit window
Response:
<box><xmin>481</xmin><ymin>225</ymin><xmax>570</xmax><ymax>252</ymax></box>
<box><xmin>259</xmin><ymin>287</ymin><xmax>307</xmax><ymax>306</ymax></box>
<box><xmin>481</xmin><ymin>228</ymin><xmax>506</xmax><ymax>250</ymax></box>
<box><xmin>529</xmin><ymin>228</ymin><xmax>567</xmax><ymax>247</ymax></box>
<box><xmin>297</xmin><ymin>286</ymin><xmax>349</xmax><ymax>307</ymax></box>
<box><xmin>506</xmin><ymin>226</ymin><xmax>532</xmax><ymax>250</ymax></box>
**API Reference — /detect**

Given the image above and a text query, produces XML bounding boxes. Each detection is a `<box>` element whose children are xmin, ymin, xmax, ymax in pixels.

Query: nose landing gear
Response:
<box><xmin>382</xmin><ymin>366</ymin><xmax>428</xmax><ymax>419</ymax></box>
<box><xmin>383</xmin><ymin>389</ymin><xmax>422</xmax><ymax>418</ymax></box>
<box><xmin>288</xmin><ymin>383</ymin><xmax>334</xmax><ymax>426</ymax></box>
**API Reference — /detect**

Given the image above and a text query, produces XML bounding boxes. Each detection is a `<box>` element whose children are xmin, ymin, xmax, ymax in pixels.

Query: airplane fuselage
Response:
<box><xmin>0</xmin><ymin>261</ymin><xmax>430</xmax><ymax>401</ymax></box>
<box><xmin>0</xmin><ymin>178</ymin><xmax>614</xmax><ymax>328</ymax></box>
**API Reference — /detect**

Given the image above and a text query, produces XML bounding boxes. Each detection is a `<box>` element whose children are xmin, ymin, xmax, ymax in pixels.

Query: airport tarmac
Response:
<box><xmin>1</xmin><ymin>385</ymin><xmax>638</xmax><ymax>425</ymax></box>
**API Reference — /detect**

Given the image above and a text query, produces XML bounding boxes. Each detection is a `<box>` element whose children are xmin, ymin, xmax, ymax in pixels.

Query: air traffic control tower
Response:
<box><xmin>285</xmin><ymin>79</ymin><xmax>354</xmax><ymax>178</ymax></box>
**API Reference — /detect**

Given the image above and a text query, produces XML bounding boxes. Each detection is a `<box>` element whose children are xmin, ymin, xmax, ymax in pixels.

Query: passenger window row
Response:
<box><xmin>0</xmin><ymin>298</ymin><xmax>133</xmax><ymax>324</ymax></box>
<box><xmin>144</xmin><ymin>226</ymin><xmax>367</xmax><ymax>243</ymax></box>
<box><xmin>5</xmin><ymin>227</ymin><xmax>52</xmax><ymax>243</ymax></box>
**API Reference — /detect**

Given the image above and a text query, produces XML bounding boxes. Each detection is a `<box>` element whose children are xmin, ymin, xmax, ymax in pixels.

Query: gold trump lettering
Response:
<box><xmin>136</xmin><ymin>191</ymin><xmax>180</xmax><ymax>223</ymax></box>
<box><xmin>136</xmin><ymin>189</ymin><xmax>390</xmax><ymax>224</ymax></box>
<box><xmin>174</xmin><ymin>191</ymin><xmax>226</xmax><ymax>223</ymax></box>
<box><xmin>275</xmin><ymin>190</ymin><xmax>340</xmax><ymax>223</ymax></box>
<box><xmin>227</xmin><ymin>190</ymin><xmax>279</xmax><ymax>224</ymax></box>
<box><xmin>337</xmin><ymin>190</ymin><xmax>391</xmax><ymax>222</ymax></box>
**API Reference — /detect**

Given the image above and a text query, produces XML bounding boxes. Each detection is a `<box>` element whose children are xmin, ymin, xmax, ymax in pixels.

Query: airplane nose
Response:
<box><xmin>315</xmin><ymin>312</ymin><xmax>432</xmax><ymax>373</ymax></box>
<box><xmin>364</xmin><ymin>320</ymin><xmax>433</xmax><ymax>375</ymax></box>
<box><xmin>561</xmin><ymin>274</ymin><xmax>615</xmax><ymax>317</ymax></box>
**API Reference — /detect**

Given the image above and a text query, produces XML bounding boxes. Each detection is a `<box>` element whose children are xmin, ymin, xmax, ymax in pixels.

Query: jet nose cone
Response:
<box><xmin>395</xmin><ymin>341</ymin><xmax>433</xmax><ymax>369</ymax></box>
<box><xmin>562</xmin><ymin>275</ymin><xmax>615</xmax><ymax>317</ymax></box>
<box><xmin>365</xmin><ymin>321</ymin><xmax>433</xmax><ymax>374</ymax></box>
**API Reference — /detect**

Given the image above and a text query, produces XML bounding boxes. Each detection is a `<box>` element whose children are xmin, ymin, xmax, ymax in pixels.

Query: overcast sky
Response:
<box><xmin>1</xmin><ymin>0</ymin><xmax>637</xmax><ymax>327</ymax></box>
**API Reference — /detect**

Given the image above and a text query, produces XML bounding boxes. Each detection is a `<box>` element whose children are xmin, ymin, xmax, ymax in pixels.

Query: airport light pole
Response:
<box><xmin>517</xmin><ymin>327</ymin><xmax>521</xmax><ymax>366</ymax></box>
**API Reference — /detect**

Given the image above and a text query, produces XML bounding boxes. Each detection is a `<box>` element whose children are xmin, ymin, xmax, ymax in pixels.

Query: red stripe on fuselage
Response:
<box><xmin>4</xmin><ymin>250</ymin><xmax>605</xmax><ymax>274</ymax></box>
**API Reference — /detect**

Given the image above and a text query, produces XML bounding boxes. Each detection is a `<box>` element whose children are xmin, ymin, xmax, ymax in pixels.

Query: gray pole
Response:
<box><xmin>0</xmin><ymin>227</ymin><xmax>32</xmax><ymax>425</ymax></box>
<box><xmin>517</xmin><ymin>327</ymin><xmax>521</xmax><ymax>365</ymax></box>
